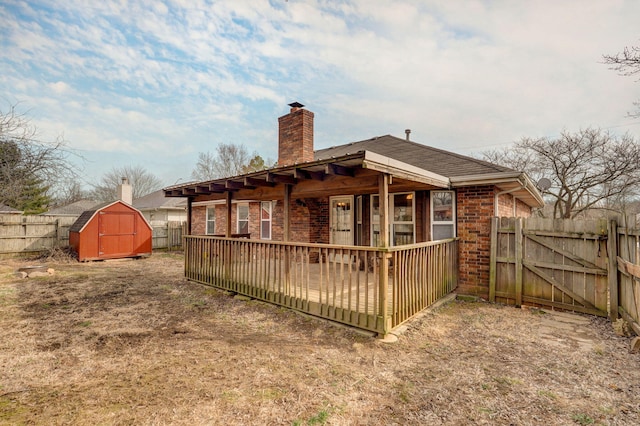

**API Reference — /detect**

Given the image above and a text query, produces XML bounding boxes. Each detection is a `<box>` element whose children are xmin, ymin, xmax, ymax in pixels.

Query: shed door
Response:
<box><xmin>98</xmin><ymin>211</ymin><xmax>136</xmax><ymax>257</ymax></box>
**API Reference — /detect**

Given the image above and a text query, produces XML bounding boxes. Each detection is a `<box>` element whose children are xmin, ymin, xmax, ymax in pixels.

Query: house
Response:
<box><xmin>133</xmin><ymin>189</ymin><xmax>187</xmax><ymax>224</ymax></box>
<box><xmin>44</xmin><ymin>199</ymin><xmax>102</xmax><ymax>216</ymax></box>
<box><xmin>0</xmin><ymin>204</ymin><xmax>23</xmax><ymax>215</ymax></box>
<box><xmin>164</xmin><ymin>103</ymin><xmax>543</xmax><ymax>335</ymax></box>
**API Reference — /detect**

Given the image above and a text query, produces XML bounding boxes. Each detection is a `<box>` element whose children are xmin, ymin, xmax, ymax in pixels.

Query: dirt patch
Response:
<box><xmin>1</xmin><ymin>253</ymin><xmax>639</xmax><ymax>425</ymax></box>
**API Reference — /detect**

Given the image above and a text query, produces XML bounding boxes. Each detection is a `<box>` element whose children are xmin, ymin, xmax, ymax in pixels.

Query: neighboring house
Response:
<box><xmin>44</xmin><ymin>199</ymin><xmax>102</xmax><ymax>216</ymax></box>
<box><xmin>133</xmin><ymin>190</ymin><xmax>187</xmax><ymax>223</ymax></box>
<box><xmin>0</xmin><ymin>204</ymin><xmax>23</xmax><ymax>214</ymax></box>
<box><xmin>166</xmin><ymin>103</ymin><xmax>543</xmax><ymax>297</ymax></box>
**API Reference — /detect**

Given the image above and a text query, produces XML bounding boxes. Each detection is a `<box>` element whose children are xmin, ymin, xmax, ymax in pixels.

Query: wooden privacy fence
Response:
<box><xmin>490</xmin><ymin>217</ymin><xmax>609</xmax><ymax>317</ymax></box>
<box><xmin>184</xmin><ymin>236</ymin><xmax>458</xmax><ymax>335</ymax></box>
<box><xmin>611</xmin><ymin>221</ymin><xmax>640</xmax><ymax>336</ymax></box>
<box><xmin>0</xmin><ymin>214</ymin><xmax>77</xmax><ymax>255</ymax></box>
<box><xmin>149</xmin><ymin>221</ymin><xmax>186</xmax><ymax>251</ymax></box>
<box><xmin>490</xmin><ymin>217</ymin><xmax>640</xmax><ymax>335</ymax></box>
<box><xmin>0</xmin><ymin>214</ymin><xmax>185</xmax><ymax>256</ymax></box>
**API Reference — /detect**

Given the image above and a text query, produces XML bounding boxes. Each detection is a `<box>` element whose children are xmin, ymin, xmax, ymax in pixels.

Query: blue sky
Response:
<box><xmin>2</xmin><ymin>0</ymin><xmax>640</xmax><ymax>191</ymax></box>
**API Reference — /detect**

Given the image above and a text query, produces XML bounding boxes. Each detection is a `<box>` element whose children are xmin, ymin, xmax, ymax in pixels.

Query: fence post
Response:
<box><xmin>167</xmin><ymin>221</ymin><xmax>172</xmax><ymax>251</ymax></box>
<box><xmin>607</xmin><ymin>220</ymin><xmax>619</xmax><ymax>322</ymax></box>
<box><xmin>55</xmin><ymin>219</ymin><xmax>61</xmax><ymax>247</ymax></box>
<box><xmin>489</xmin><ymin>217</ymin><xmax>498</xmax><ymax>302</ymax></box>
<box><xmin>515</xmin><ymin>218</ymin><xmax>523</xmax><ymax>307</ymax></box>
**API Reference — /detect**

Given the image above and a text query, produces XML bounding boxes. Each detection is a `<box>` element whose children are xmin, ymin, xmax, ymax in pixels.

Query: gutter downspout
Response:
<box><xmin>494</xmin><ymin>178</ymin><xmax>526</xmax><ymax>217</ymax></box>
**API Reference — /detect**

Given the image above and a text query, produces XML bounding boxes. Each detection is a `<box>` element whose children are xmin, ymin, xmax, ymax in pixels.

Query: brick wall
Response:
<box><xmin>456</xmin><ymin>186</ymin><xmax>496</xmax><ymax>298</ymax></box>
<box><xmin>456</xmin><ymin>186</ymin><xmax>533</xmax><ymax>298</ymax></box>
<box><xmin>192</xmin><ymin>206</ymin><xmax>206</xmax><ymax>235</ymax></box>
<box><xmin>191</xmin><ymin>203</ymin><xmax>260</xmax><ymax>237</ymax></box>
<box><xmin>496</xmin><ymin>193</ymin><xmax>534</xmax><ymax>218</ymax></box>
<box><xmin>278</xmin><ymin>107</ymin><xmax>314</xmax><ymax>166</ymax></box>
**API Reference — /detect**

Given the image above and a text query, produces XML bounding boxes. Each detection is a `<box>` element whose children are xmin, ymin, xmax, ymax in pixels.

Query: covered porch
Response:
<box><xmin>166</xmin><ymin>147</ymin><xmax>463</xmax><ymax>335</ymax></box>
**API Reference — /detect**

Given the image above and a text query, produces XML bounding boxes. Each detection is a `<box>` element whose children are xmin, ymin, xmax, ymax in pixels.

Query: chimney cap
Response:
<box><xmin>288</xmin><ymin>101</ymin><xmax>304</xmax><ymax>109</ymax></box>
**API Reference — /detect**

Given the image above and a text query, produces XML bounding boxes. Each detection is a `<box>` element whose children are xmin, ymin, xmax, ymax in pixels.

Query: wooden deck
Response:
<box><xmin>185</xmin><ymin>236</ymin><xmax>458</xmax><ymax>335</ymax></box>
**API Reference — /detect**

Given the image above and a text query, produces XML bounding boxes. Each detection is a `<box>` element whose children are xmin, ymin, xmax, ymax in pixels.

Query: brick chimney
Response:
<box><xmin>278</xmin><ymin>102</ymin><xmax>314</xmax><ymax>166</ymax></box>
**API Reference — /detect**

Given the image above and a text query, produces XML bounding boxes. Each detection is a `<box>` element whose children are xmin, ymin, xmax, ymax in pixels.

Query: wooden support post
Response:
<box><xmin>515</xmin><ymin>217</ymin><xmax>523</xmax><ymax>307</ymax></box>
<box><xmin>283</xmin><ymin>184</ymin><xmax>291</xmax><ymax>242</ymax></box>
<box><xmin>225</xmin><ymin>192</ymin><xmax>232</xmax><ymax>238</ymax></box>
<box><xmin>186</xmin><ymin>197</ymin><xmax>193</xmax><ymax>235</ymax></box>
<box><xmin>378</xmin><ymin>173</ymin><xmax>390</xmax><ymax>335</ymax></box>
<box><xmin>489</xmin><ymin>217</ymin><xmax>498</xmax><ymax>302</ymax></box>
<box><xmin>283</xmin><ymin>184</ymin><xmax>292</xmax><ymax>291</ymax></box>
<box><xmin>608</xmin><ymin>220</ymin><xmax>619</xmax><ymax>322</ymax></box>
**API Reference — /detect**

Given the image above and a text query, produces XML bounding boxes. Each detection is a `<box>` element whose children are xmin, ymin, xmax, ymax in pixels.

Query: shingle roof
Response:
<box><xmin>68</xmin><ymin>201</ymin><xmax>114</xmax><ymax>233</ymax></box>
<box><xmin>315</xmin><ymin>135</ymin><xmax>514</xmax><ymax>178</ymax></box>
<box><xmin>0</xmin><ymin>204</ymin><xmax>22</xmax><ymax>213</ymax></box>
<box><xmin>133</xmin><ymin>190</ymin><xmax>187</xmax><ymax>210</ymax></box>
<box><xmin>46</xmin><ymin>199</ymin><xmax>102</xmax><ymax>215</ymax></box>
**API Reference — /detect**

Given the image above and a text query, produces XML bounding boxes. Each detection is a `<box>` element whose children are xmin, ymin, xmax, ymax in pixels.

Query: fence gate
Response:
<box><xmin>490</xmin><ymin>217</ymin><xmax>609</xmax><ymax>316</ymax></box>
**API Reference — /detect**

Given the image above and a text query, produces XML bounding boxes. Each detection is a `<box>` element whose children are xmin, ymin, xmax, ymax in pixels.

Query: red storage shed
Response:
<box><xmin>69</xmin><ymin>200</ymin><xmax>153</xmax><ymax>261</ymax></box>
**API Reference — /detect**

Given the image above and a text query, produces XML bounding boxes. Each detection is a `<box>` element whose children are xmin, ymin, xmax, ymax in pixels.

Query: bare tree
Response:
<box><xmin>0</xmin><ymin>103</ymin><xmax>77</xmax><ymax>213</ymax></box>
<box><xmin>603</xmin><ymin>44</ymin><xmax>640</xmax><ymax>117</ymax></box>
<box><xmin>51</xmin><ymin>178</ymin><xmax>91</xmax><ymax>207</ymax></box>
<box><xmin>191</xmin><ymin>143</ymin><xmax>268</xmax><ymax>180</ymax></box>
<box><xmin>483</xmin><ymin>128</ymin><xmax>640</xmax><ymax>219</ymax></box>
<box><xmin>90</xmin><ymin>165</ymin><xmax>163</xmax><ymax>202</ymax></box>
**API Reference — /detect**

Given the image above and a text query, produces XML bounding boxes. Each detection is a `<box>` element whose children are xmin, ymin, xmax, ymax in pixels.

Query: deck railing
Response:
<box><xmin>184</xmin><ymin>236</ymin><xmax>458</xmax><ymax>335</ymax></box>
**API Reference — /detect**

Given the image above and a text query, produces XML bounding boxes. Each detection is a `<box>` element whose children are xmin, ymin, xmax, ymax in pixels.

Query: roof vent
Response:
<box><xmin>405</xmin><ymin>129</ymin><xmax>411</xmax><ymax>141</ymax></box>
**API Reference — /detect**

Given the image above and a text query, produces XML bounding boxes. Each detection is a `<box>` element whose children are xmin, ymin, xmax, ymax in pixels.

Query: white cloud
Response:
<box><xmin>2</xmin><ymin>0</ymin><xmax>639</xmax><ymax>188</ymax></box>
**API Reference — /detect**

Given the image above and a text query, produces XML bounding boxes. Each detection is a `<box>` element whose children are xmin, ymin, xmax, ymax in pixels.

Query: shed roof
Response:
<box><xmin>69</xmin><ymin>200</ymin><xmax>152</xmax><ymax>233</ymax></box>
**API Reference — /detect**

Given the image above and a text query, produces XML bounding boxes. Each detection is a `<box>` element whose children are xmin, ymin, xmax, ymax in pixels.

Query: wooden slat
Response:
<box><xmin>526</xmin><ymin>234</ymin><xmax>602</xmax><ymax>270</ymax></box>
<box><xmin>524</xmin><ymin>262</ymin><xmax>600</xmax><ymax>312</ymax></box>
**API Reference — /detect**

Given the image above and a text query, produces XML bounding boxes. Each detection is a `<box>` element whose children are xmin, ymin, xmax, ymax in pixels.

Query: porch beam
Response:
<box><xmin>325</xmin><ymin>163</ymin><xmax>354</xmax><ymax>177</ymax></box>
<box><xmin>182</xmin><ymin>187</ymin><xmax>196</xmax><ymax>195</ymax></box>
<box><xmin>267</xmin><ymin>172</ymin><xmax>297</xmax><ymax>185</ymax></box>
<box><xmin>245</xmin><ymin>177</ymin><xmax>274</xmax><ymax>187</ymax></box>
<box><xmin>195</xmin><ymin>185</ymin><xmax>210</xmax><ymax>194</ymax></box>
<box><xmin>293</xmin><ymin>168</ymin><xmax>325</xmax><ymax>181</ymax></box>
<box><xmin>209</xmin><ymin>183</ymin><xmax>228</xmax><ymax>192</ymax></box>
<box><xmin>225</xmin><ymin>180</ymin><xmax>245</xmax><ymax>190</ymax></box>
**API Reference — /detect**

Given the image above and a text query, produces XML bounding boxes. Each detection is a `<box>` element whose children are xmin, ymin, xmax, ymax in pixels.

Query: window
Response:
<box><xmin>392</xmin><ymin>193</ymin><xmax>415</xmax><ymax>246</ymax></box>
<box><xmin>206</xmin><ymin>206</ymin><xmax>216</xmax><ymax>235</ymax></box>
<box><xmin>237</xmin><ymin>204</ymin><xmax>249</xmax><ymax>235</ymax></box>
<box><xmin>431</xmin><ymin>190</ymin><xmax>456</xmax><ymax>240</ymax></box>
<box><xmin>370</xmin><ymin>192</ymin><xmax>415</xmax><ymax>246</ymax></box>
<box><xmin>260</xmin><ymin>201</ymin><xmax>271</xmax><ymax>240</ymax></box>
<box><xmin>371</xmin><ymin>195</ymin><xmax>381</xmax><ymax>247</ymax></box>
